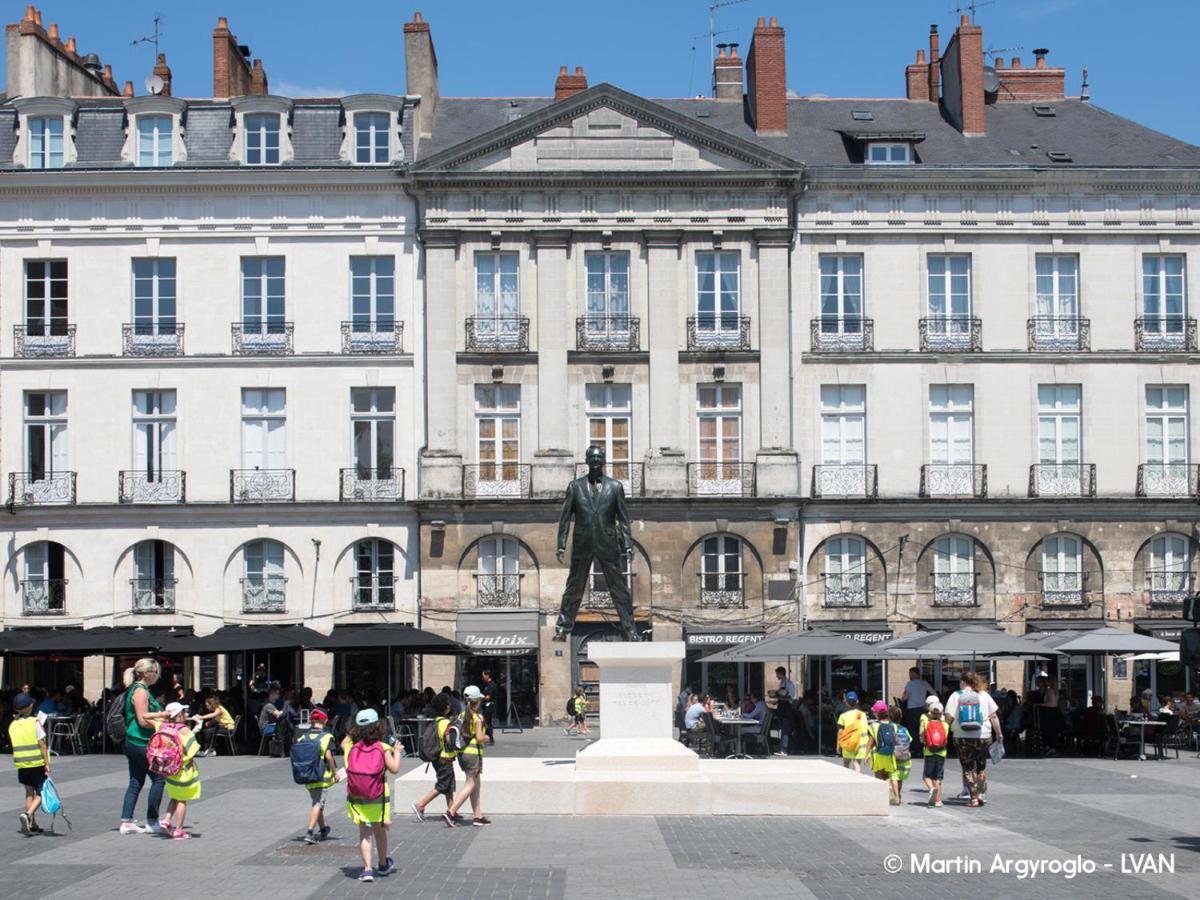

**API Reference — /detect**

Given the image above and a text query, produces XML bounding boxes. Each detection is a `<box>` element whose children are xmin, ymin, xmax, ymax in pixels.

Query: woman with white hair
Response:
<box><xmin>118</xmin><ymin>657</ymin><xmax>169</xmax><ymax>833</ymax></box>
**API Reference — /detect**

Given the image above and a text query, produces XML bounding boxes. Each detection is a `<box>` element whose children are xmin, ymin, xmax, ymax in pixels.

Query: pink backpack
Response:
<box><xmin>345</xmin><ymin>741</ymin><xmax>386</xmax><ymax>802</ymax></box>
<box><xmin>147</xmin><ymin>723</ymin><xmax>187</xmax><ymax>777</ymax></box>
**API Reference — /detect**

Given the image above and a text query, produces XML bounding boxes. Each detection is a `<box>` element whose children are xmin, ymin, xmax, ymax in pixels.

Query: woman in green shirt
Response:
<box><xmin>119</xmin><ymin>658</ymin><xmax>169</xmax><ymax>834</ymax></box>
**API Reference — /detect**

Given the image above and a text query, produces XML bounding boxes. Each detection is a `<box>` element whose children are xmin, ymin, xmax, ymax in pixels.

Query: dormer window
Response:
<box><xmin>136</xmin><ymin>115</ymin><xmax>173</xmax><ymax>167</ymax></box>
<box><xmin>29</xmin><ymin>117</ymin><xmax>64</xmax><ymax>169</ymax></box>
<box><xmin>245</xmin><ymin>113</ymin><xmax>281</xmax><ymax>165</ymax></box>
<box><xmin>867</xmin><ymin>142</ymin><xmax>911</xmax><ymax>165</ymax></box>
<box><xmin>354</xmin><ymin>112</ymin><xmax>390</xmax><ymax>165</ymax></box>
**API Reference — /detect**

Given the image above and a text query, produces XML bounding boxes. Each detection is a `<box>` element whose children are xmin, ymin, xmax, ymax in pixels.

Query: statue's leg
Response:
<box><xmin>554</xmin><ymin>555</ymin><xmax>592</xmax><ymax>638</ymax></box>
<box><xmin>599</xmin><ymin>556</ymin><xmax>639</xmax><ymax>641</ymax></box>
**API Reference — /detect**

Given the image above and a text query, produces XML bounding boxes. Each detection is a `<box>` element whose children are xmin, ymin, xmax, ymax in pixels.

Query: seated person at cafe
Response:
<box><xmin>684</xmin><ymin>694</ymin><xmax>708</xmax><ymax>731</ymax></box>
<box><xmin>745</xmin><ymin>691</ymin><xmax>768</xmax><ymax>733</ymax></box>
<box><xmin>258</xmin><ymin>687</ymin><xmax>295</xmax><ymax>746</ymax></box>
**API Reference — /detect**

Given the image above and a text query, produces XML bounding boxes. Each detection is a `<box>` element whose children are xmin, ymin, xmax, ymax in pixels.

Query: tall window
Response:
<box><xmin>585</xmin><ymin>252</ymin><xmax>630</xmax><ymax>320</ymax></box>
<box><xmin>1142</xmin><ymin>255</ymin><xmax>1186</xmax><ymax>329</ymax></box>
<box><xmin>354</xmin><ymin>112</ymin><xmax>390</xmax><ymax>164</ymax></box>
<box><xmin>133</xmin><ymin>539</ymin><xmax>175</xmax><ymax>610</ymax></box>
<box><xmin>136</xmin><ymin>115</ymin><xmax>173</xmax><ymax>166</ymax></box>
<box><xmin>1037</xmin><ymin>385</ymin><xmax>1081</xmax><ymax>464</ymax></box>
<box><xmin>929</xmin><ymin>385</ymin><xmax>973</xmax><ymax>465</ymax></box>
<box><xmin>28</xmin><ymin>117</ymin><xmax>64</xmax><ymax>169</ymax></box>
<box><xmin>241</xmin><ymin>257</ymin><xmax>286</xmax><ymax>334</ymax></box>
<box><xmin>1042</xmin><ymin>534</ymin><xmax>1082</xmax><ymax>601</ymax></box>
<box><xmin>24</xmin><ymin>391</ymin><xmax>67</xmax><ymax>481</ymax></box>
<box><xmin>700</xmin><ymin>535</ymin><xmax>743</xmax><ymax>606</ymax></box>
<box><xmin>132</xmin><ymin>390</ymin><xmax>177</xmax><ymax>479</ymax></box>
<box><xmin>820</xmin><ymin>386</ymin><xmax>866</xmax><ymax>465</ymax></box>
<box><xmin>818</xmin><ymin>255</ymin><xmax>863</xmax><ymax>337</ymax></box>
<box><xmin>478</xmin><ymin>536</ymin><xmax>520</xmax><ymax>606</ymax></box>
<box><xmin>475</xmin><ymin>385</ymin><xmax>520</xmax><ymax>487</ymax></box>
<box><xmin>24</xmin><ymin>541</ymin><xmax>66</xmax><ymax>613</ymax></box>
<box><xmin>243</xmin><ymin>540</ymin><xmax>285</xmax><ymax>611</ymax></box>
<box><xmin>933</xmin><ymin>535</ymin><xmax>975</xmax><ymax>605</ymax></box>
<box><xmin>353</xmin><ymin>539</ymin><xmax>394</xmax><ymax>608</ymax></box>
<box><xmin>1035</xmin><ymin>255</ymin><xmax>1078</xmax><ymax>320</ymax></box>
<box><xmin>474</xmin><ymin>252</ymin><xmax>520</xmax><ymax>347</ymax></box>
<box><xmin>696</xmin><ymin>384</ymin><xmax>742</xmax><ymax>488</ymax></box>
<box><xmin>241</xmin><ymin>389</ymin><xmax>286</xmax><ymax>470</ymax></box>
<box><xmin>1148</xmin><ymin>534</ymin><xmax>1191</xmax><ymax>604</ymax></box>
<box><xmin>1143</xmin><ymin>386</ymin><xmax>1189</xmax><ymax>496</ymax></box>
<box><xmin>244</xmin><ymin>114</ymin><xmax>281</xmax><ymax>165</ymax></box>
<box><xmin>824</xmin><ymin>536</ymin><xmax>867</xmax><ymax>605</ymax></box>
<box><xmin>927</xmin><ymin>255</ymin><xmax>971</xmax><ymax>347</ymax></box>
<box><xmin>350</xmin><ymin>388</ymin><xmax>395</xmax><ymax>478</ymax></box>
<box><xmin>695</xmin><ymin>251</ymin><xmax>741</xmax><ymax>335</ymax></box>
<box><xmin>132</xmin><ymin>258</ymin><xmax>177</xmax><ymax>335</ymax></box>
<box><xmin>585</xmin><ymin>384</ymin><xmax>631</xmax><ymax>482</ymax></box>
<box><xmin>25</xmin><ymin>260</ymin><xmax>69</xmax><ymax>336</ymax></box>
<box><xmin>350</xmin><ymin>257</ymin><xmax>395</xmax><ymax>330</ymax></box>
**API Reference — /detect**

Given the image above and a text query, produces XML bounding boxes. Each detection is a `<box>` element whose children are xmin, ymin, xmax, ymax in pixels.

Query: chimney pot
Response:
<box><xmin>559</xmin><ymin>66</ymin><xmax>567</xmax><ymax>75</ymax></box>
<box><xmin>413</xmin><ymin>11</ymin><xmax>423</xmax><ymax>21</ymax></box>
<box><xmin>756</xmin><ymin>16</ymin><xmax>765</xmax><ymax>26</ymax></box>
<box><xmin>33</xmin><ymin>8</ymin><xmax>40</xmax><ymax>25</ymax></box>
<box><xmin>916</xmin><ymin>49</ymin><xmax>925</xmax><ymax>64</ymax></box>
<box><xmin>47</xmin><ymin>22</ymin><xmax>58</xmax><ymax>40</ymax></box>
<box><xmin>65</xmin><ymin>36</ymin><xmax>76</xmax><ymax>54</ymax></box>
<box><xmin>555</xmin><ymin>65</ymin><xmax>588</xmax><ymax>100</ymax></box>
<box><xmin>22</xmin><ymin>5</ymin><xmax>34</xmax><ymax>23</ymax></box>
<box><xmin>960</xmin><ymin>14</ymin><xmax>970</xmax><ymax>25</ymax></box>
<box><xmin>729</xmin><ymin>42</ymin><xmax>739</xmax><ymax>58</ymax></box>
<box><xmin>103</xmin><ymin>64</ymin><xmax>112</xmax><ymax>80</ymax></box>
<box><xmin>123</xmin><ymin>80</ymin><xmax>134</xmax><ymax>98</ymax></box>
<box><xmin>574</xmin><ymin>66</ymin><xmax>583</xmax><ymax>75</ymax></box>
<box><xmin>1010</xmin><ymin>57</ymin><xmax>1021</xmax><ymax>69</ymax></box>
<box><xmin>216</xmin><ymin>16</ymin><xmax>228</xmax><ymax>29</ymax></box>
<box><xmin>769</xmin><ymin>16</ymin><xmax>778</xmax><ymax>26</ymax></box>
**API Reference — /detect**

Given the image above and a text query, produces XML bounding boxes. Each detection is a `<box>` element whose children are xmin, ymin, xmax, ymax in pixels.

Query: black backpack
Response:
<box><xmin>566</xmin><ymin>697</ymin><xmax>575</xmax><ymax>716</ymax></box>
<box><xmin>417</xmin><ymin>718</ymin><xmax>442</xmax><ymax>763</ymax></box>
<box><xmin>105</xmin><ymin>688</ymin><xmax>131</xmax><ymax>744</ymax></box>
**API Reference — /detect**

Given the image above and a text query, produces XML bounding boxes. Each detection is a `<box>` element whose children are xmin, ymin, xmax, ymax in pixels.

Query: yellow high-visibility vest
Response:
<box><xmin>9</xmin><ymin>717</ymin><xmax>43</xmax><ymax>769</ymax></box>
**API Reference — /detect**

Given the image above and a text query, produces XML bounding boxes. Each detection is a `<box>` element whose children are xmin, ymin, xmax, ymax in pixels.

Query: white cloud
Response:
<box><xmin>270</xmin><ymin>80</ymin><xmax>353</xmax><ymax>98</ymax></box>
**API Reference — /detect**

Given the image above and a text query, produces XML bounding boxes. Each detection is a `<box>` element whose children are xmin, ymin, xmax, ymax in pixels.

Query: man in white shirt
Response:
<box><xmin>944</xmin><ymin>673</ymin><xmax>1001</xmax><ymax>807</ymax></box>
<box><xmin>683</xmin><ymin>695</ymin><xmax>707</xmax><ymax>731</ymax></box>
<box><xmin>901</xmin><ymin>667</ymin><xmax>935</xmax><ymax>753</ymax></box>
<box><xmin>774</xmin><ymin>668</ymin><xmax>797</xmax><ymax>703</ymax></box>
<box><xmin>746</xmin><ymin>691</ymin><xmax>768</xmax><ymax>733</ymax></box>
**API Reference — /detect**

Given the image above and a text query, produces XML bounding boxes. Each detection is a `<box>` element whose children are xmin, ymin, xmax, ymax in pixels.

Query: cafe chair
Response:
<box><xmin>743</xmin><ymin>711</ymin><xmax>773</xmax><ymax>757</ymax></box>
<box><xmin>49</xmin><ymin>714</ymin><xmax>85</xmax><ymax>755</ymax></box>
<box><xmin>215</xmin><ymin>716</ymin><xmax>241</xmax><ymax>756</ymax></box>
<box><xmin>702</xmin><ymin>712</ymin><xmax>735</xmax><ymax>758</ymax></box>
<box><xmin>1155</xmin><ymin>715</ymin><xmax>1184</xmax><ymax>760</ymax></box>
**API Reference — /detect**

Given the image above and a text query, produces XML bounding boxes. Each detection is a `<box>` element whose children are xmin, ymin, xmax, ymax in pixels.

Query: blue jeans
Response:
<box><xmin>121</xmin><ymin>741</ymin><xmax>164</xmax><ymax>822</ymax></box>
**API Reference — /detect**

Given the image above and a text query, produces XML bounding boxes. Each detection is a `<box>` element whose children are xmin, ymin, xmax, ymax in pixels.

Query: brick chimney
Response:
<box><xmin>212</xmin><ymin>16</ymin><xmax>265</xmax><ymax>99</ymax></box>
<box><xmin>250</xmin><ymin>58</ymin><xmax>268</xmax><ymax>95</ymax></box>
<box><xmin>404</xmin><ymin>11</ymin><xmax>439</xmax><ymax>143</ymax></box>
<box><xmin>927</xmin><ymin>25</ymin><xmax>940</xmax><ymax>102</ymax></box>
<box><xmin>713</xmin><ymin>43</ymin><xmax>743</xmax><ymax>101</ymax></box>
<box><xmin>555</xmin><ymin>66</ymin><xmax>588</xmax><ymax>100</ymax></box>
<box><xmin>152</xmin><ymin>52</ymin><xmax>172</xmax><ymax>96</ymax></box>
<box><xmin>940</xmin><ymin>15</ymin><xmax>985</xmax><ymax>136</ymax></box>
<box><xmin>993</xmin><ymin>50</ymin><xmax>1065</xmax><ymax>101</ymax></box>
<box><xmin>905</xmin><ymin>50</ymin><xmax>927</xmax><ymax>100</ymax></box>
<box><xmin>746</xmin><ymin>16</ymin><xmax>786</xmax><ymax>135</ymax></box>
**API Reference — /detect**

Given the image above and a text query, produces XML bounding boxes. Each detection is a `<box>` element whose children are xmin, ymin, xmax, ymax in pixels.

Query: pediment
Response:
<box><xmin>413</xmin><ymin>83</ymin><xmax>798</xmax><ymax>175</ymax></box>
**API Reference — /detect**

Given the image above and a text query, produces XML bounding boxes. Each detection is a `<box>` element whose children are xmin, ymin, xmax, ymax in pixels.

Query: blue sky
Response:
<box><xmin>13</xmin><ymin>0</ymin><xmax>1200</xmax><ymax>144</ymax></box>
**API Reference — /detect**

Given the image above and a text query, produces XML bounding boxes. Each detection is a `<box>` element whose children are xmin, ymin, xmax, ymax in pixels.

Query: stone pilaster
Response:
<box><xmin>646</xmin><ymin>230</ymin><xmax>683</xmax><ymax>452</ymax></box>
<box><xmin>420</xmin><ymin>230</ymin><xmax>462</xmax><ymax>497</ymax></box>
<box><xmin>755</xmin><ymin>228</ymin><xmax>792</xmax><ymax>449</ymax></box>
<box><xmin>535</xmin><ymin>230</ymin><xmax>572</xmax><ymax>452</ymax></box>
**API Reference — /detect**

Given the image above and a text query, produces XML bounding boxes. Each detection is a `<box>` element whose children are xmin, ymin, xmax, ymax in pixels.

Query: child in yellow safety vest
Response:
<box><xmin>156</xmin><ymin>701</ymin><xmax>201</xmax><ymax>840</ymax></box>
<box><xmin>301</xmin><ymin>707</ymin><xmax>340</xmax><ymax>844</ymax></box>
<box><xmin>565</xmin><ymin>685</ymin><xmax>590</xmax><ymax>736</ymax></box>
<box><xmin>411</xmin><ymin>692</ymin><xmax>458</xmax><ymax>822</ymax></box>
<box><xmin>8</xmin><ymin>692</ymin><xmax>50</xmax><ymax>835</ymax></box>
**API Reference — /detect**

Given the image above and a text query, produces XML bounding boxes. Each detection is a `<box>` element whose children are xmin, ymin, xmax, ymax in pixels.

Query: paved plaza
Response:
<box><xmin>2</xmin><ymin>728</ymin><xmax>1198</xmax><ymax>900</ymax></box>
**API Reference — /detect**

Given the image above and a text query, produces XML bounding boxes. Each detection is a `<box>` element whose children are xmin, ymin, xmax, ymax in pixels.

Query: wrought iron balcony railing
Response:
<box><xmin>919</xmin><ymin>464</ymin><xmax>987</xmax><ymax>498</ymax></box>
<box><xmin>821</xmin><ymin>572</ymin><xmax>870</xmax><ymax>608</ymax></box>
<box><xmin>811</xmin><ymin>464</ymin><xmax>878</xmax><ymax>499</ymax></box>
<box><xmin>810</xmin><ymin>317</ymin><xmax>874</xmax><ymax>352</ymax></box>
<box><xmin>231</xmin><ymin>321</ymin><xmax>294</xmax><ymax>355</ymax></box>
<box><xmin>687</xmin><ymin>461</ymin><xmax>756</xmax><ymax>497</ymax></box>
<box><xmin>22</xmin><ymin>579</ymin><xmax>66</xmax><ymax>616</ymax></box>
<box><xmin>351</xmin><ymin>576</ymin><xmax>395</xmax><ymax>611</ymax></box>
<box><xmin>919</xmin><ymin>316</ymin><xmax>982</xmax><ymax>352</ymax></box>
<box><xmin>131</xmin><ymin>578</ymin><xmax>177</xmax><ymax>613</ymax></box>
<box><xmin>119</xmin><ymin>470</ymin><xmax>185</xmax><ymax>504</ymax></box>
<box><xmin>8</xmin><ymin>472</ymin><xmax>76</xmax><ymax>506</ymax></box>
<box><xmin>1027</xmin><ymin>316</ymin><xmax>1089</xmax><ymax>352</ymax></box>
<box><xmin>242</xmin><ymin>576</ymin><xmax>287</xmax><ymax>613</ymax></box>
<box><xmin>123</xmin><ymin>322</ymin><xmax>184</xmax><ymax>357</ymax></box>
<box><xmin>576</xmin><ymin>316</ymin><xmax>640</xmax><ymax>351</ymax></box>
<box><xmin>340</xmin><ymin>467</ymin><xmax>405</xmax><ymax>501</ymax></box>
<box><xmin>1136</xmin><ymin>463</ymin><xmax>1200</xmax><ymax>498</ymax></box>
<box><xmin>1135</xmin><ymin>316</ymin><xmax>1197</xmax><ymax>352</ymax></box>
<box><xmin>1038</xmin><ymin>571</ymin><xmax>1088</xmax><ymax>608</ymax></box>
<box><xmin>573</xmin><ymin>462</ymin><xmax>644</xmax><ymax>497</ymax></box>
<box><xmin>584</xmin><ymin>572</ymin><xmax>635</xmax><ymax>609</ymax></box>
<box><xmin>1028</xmin><ymin>463</ymin><xmax>1096</xmax><ymax>498</ymax></box>
<box><xmin>698</xmin><ymin>573</ymin><xmax>746</xmax><ymax>608</ymax></box>
<box><xmin>1147</xmin><ymin>570</ymin><xmax>1195</xmax><ymax>608</ymax></box>
<box><xmin>932</xmin><ymin>571</ymin><xmax>979</xmax><ymax>607</ymax></box>
<box><xmin>14</xmin><ymin>323</ymin><xmax>75</xmax><ymax>358</ymax></box>
<box><xmin>686</xmin><ymin>314</ymin><xmax>751</xmax><ymax>351</ymax></box>
<box><xmin>463</xmin><ymin>463</ymin><xmax>532</xmax><ymax>499</ymax></box>
<box><xmin>341</xmin><ymin>319</ymin><xmax>404</xmax><ymax>354</ymax></box>
<box><xmin>230</xmin><ymin>469</ymin><xmax>295</xmax><ymax>503</ymax></box>
<box><xmin>475</xmin><ymin>573</ymin><xmax>522</xmax><ymax>608</ymax></box>
<box><xmin>464</xmin><ymin>316</ymin><xmax>530</xmax><ymax>352</ymax></box>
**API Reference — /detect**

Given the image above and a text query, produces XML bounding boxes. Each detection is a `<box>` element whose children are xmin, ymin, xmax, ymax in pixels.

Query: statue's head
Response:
<box><xmin>585</xmin><ymin>444</ymin><xmax>605</xmax><ymax>473</ymax></box>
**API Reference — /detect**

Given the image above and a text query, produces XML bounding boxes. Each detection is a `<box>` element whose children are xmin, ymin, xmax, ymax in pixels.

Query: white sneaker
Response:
<box><xmin>956</xmin><ymin>788</ymin><xmax>970</xmax><ymax>800</ymax></box>
<box><xmin>145</xmin><ymin>821</ymin><xmax>164</xmax><ymax>835</ymax></box>
<box><xmin>119</xmin><ymin>821</ymin><xmax>147</xmax><ymax>834</ymax></box>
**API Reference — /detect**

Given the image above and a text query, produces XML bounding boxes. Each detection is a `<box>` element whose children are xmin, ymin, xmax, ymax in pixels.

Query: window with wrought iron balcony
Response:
<box><xmin>686</xmin><ymin>312</ymin><xmax>751</xmax><ymax>351</ymax></box>
<box><xmin>230</xmin><ymin>469</ymin><xmax>295</xmax><ymax>502</ymax></box>
<box><xmin>1038</xmin><ymin>571</ymin><xmax>1087</xmax><ymax>608</ymax></box>
<box><xmin>932</xmin><ymin>571</ymin><xmax>979</xmax><ymax>607</ymax></box>
<box><xmin>821</xmin><ymin>571</ymin><xmax>870</xmax><ymax>608</ymax></box>
<box><xmin>131</xmin><ymin>578</ymin><xmax>177</xmax><ymax>613</ymax></box>
<box><xmin>1028</xmin><ymin>463</ymin><xmax>1095</xmax><ymax>498</ymax></box>
<box><xmin>699</xmin><ymin>535</ymin><xmax>745</xmax><ymax>608</ymax></box>
<box><xmin>1135</xmin><ymin>316</ymin><xmax>1197</xmax><ymax>351</ymax></box>
<box><xmin>475</xmin><ymin>572</ymin><xmax>522</xmax><ymax>607</ymax></box>
<box><xmin>811</xmin><ymin>316</ymin><xmax>873</xmax><ymax>352</ymax></box>
<box><xmin>342</xmin><ymin>317</ymin><xmax>404</xmax><ymax>354</ymax></box>
<box><xmin>124</xmin><ymin>321</ymin><xmax>184</xmax><ymax>357</ymax></box>
<box><xmin>120</xmin><ymin>470</ymin><xmax>185</xmax><ymax>503</ymax></box>
<box><xmin>1137</xmin><ymin>256</ymin><xmax>1193</xmax><ymax>350</ymax></box>
<box><xmin>18</xmin><ymin>260</ymin><xmax>74</xmax><ymax>357</ymax></box>
<box><xmin>464</xmin><ymin>315</ymin><xmax>530</xmax><ymax>352</ymax></box>
<box><xmin>22</xmin><ymin>578</ymin><xmax>67</xmax><ymax>616</ymax></box>
<box><xmin>574</xmin><ymin>461</ymin><xmax>643</xmax><ymax>497</ymax></box>
<box><xmin>351</xmin><ymin>575</ymin><xmax>395</xmax><ymax>611</ymax></box>
<box><xmin>231</xmin><ymin>318</ymin><xmax>294</xmax><ymax>355</ymax></box>
<box><xmin>919</xmin><ymin>316</ymin><xmax>981</xmax><ymax>352</ymax></box>
<box><xmin>1136</xmin><ymin>463</ymin><xmax>1199</xmax><ymax>498</ymax></box>
<box><xmin>811</xmin><ymin>464</ymin><xmax>877</xmax><ymax>499</ymax></box>
<box><xmin>1027</xmin><ymin>316</ymin><xmax>1089</xmax><ymax>352</ymax></box>
<box><xmin>1146</xmin><ymin>570</ymin><xmax>1194</xmax><ymax>608</ymax></box>
<box><xmin>584</xmin><ymin>565</ymin><xmax>635</xmax><ymax>609</ymax></box>
<box><xmin>919</xmin><ymin>464</ymin><xmax>986</xmax><ymax>498</ymax></box>
<box><xmin>576</xmin><ymin>315</ymin><xmax>640</xmax><ymax>351</ymax></box>
<box><xmin>242</xmin><ymin>576</ymin><xmax>287</xmax><ymax>613</ymax></box>
<box><xmin>688</xmin><ymin>461</ymin><xmax>756</xmax><ymax>497</ymax></box>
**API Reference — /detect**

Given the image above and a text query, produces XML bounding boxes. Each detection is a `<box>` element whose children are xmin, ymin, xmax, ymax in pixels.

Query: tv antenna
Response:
<box><xmin>950</xmin><ymin>0</ymin><xmax>994</xmax><ymax>22</ymax></box>
<box><xmin>132</xmin><ymin>15</ymin><xmax>163</xmax><ymax>58</ymax></box>
<box><xmin>688</xmin><ymin>27</ymin><xmax>735</xmax><ymax>96</ymax></box>
<box><xmin>984</xmin><ymin>44</ymin><xmax>1023</xmax><ymax>60</ymax></box>
<box><xmin>706</xmin><ymin>0</ymin><xmax>748</xmax><ymax>68</ymax></box>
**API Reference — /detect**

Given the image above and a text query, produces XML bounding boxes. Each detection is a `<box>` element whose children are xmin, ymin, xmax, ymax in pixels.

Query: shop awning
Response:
<box><xmin>456</xmin><ymin>610</ymin><xmax>540</xmax><ymax>656</ymax></box>
<box><xmin>684</xmin><ymin>628</ymin><xmax>765</xmax><ymax>649</ymax></box>
<box><xmin>699</xmin><ymin>629</ymin><xmax>878</xmax><ymax>663</ymax></box>
<box><xmin>313</xmin><ymin>623</ymin><xmax>470</xmax><ymax>654</ymax></box>
<box><xmin>161</xmin><ymin>624</ymin><xmax>327</xmax><ymax>654</ymax></box>
<box><xmin>5</xmin><ymin>626</ymin><xmax>186</xmax><ymax>655</ymax></box>
<box><xmin>811</xmin><ymin>620</ymin><xmax>894</xmax><ymax>645</ymax></box>
<box><xmin>1134</xmin><ymin>620</ymin><xmax>1186</xmax><ymax>643</ymax></box>
<box><xmin>1025</xmin><ymin>619</ymin><xmax>1105</xmax><ymax>633</ymax></box>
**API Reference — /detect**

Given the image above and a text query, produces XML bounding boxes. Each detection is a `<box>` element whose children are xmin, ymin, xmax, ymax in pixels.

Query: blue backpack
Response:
<box><xmin>289</xmin><ymin>731</ymin><xmax>328</xmax><ymax>785</ymax></box>
<box><xmin>875</xmin><ymin>722</ymin><xmax>897</xmax><ymax>756</ymax></box>
<box><xmin>894</xmin><ymin>726</ymin><xmax>912</xmax><ymax>762</ymax></box>
<box><xmin>41</xmin><ymin>777</ymin><xmax>71</xmax><ymax>832</ymax></box>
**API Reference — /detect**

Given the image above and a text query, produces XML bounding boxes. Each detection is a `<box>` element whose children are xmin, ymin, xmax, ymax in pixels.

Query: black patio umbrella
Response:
<box><xmin>10</xmin><ymin>626</ymin><xmax>182</xmax><ymax>655</ymax></box>
<box><xmin>160</xmin><ymin>624</ymin><xmax>327</xmax><ymax>654</ymax></box>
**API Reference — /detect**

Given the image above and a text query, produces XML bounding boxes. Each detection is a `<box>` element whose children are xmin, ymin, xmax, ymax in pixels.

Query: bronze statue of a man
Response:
<box><xmin>552</xmin><ymin>445</ymin><xmax>639</xmax><ymax>642</ymax></box>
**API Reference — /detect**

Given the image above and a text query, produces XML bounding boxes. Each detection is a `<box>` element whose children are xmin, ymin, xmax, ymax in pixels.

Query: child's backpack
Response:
<box><xmin>417</xmin><ymin>719</ymin><xmax>443</xmax><ymax>763</ymax></box>
<box><xmin>837</xmin><ymin>710</ymin><xmax>866</xmax><ymax>755</ymax></box>
<box><xmin>444</xmin><ymin>713</ymin><xmax>470</xmax><ymax>752</ymax></box>
<box><xmin>345</xmin><ymin>741</ymin><xmax>386</xmax><ymax>801</ymax></box>
<box><xmin>924</xmin><ymin>717</ymin><xmax>948</xmax><ymax>751</ymax></box>
<box><xmin>894</xmin><ymin>726</ymin><xmax>912</xmax><ymax>762</ymax></box>
<box><xmin>874</xmin><ymin>721</ymin><xmax>897</xmax><ymax>756</ymax></box>
<box><xmin>565</xmin><ymin>696</ymin><xmax>575</xmax><ymax>716</ymax></box>
<box><xmin>40</xmin><ymin>777</ymin><xmax>71</xmax><ymax>833</ymax></box>
<box><xmin>290</xmin><ymin>731</ymin><xmax>327</xmax><ymax>785</ymax></box>
<box><xmin>105</xmin><ymin>688</ymin><xmax>131</xmax><ymax>745</ymax></box>
<box><xmin>956</xmin><ymin>690</ymin><xmax>983</xmax><ymax>732</ymax></box>
<box><xmin>146</xmin><ymin>723</ymin><xmax>187</xmax><ymax>777</ymax></box>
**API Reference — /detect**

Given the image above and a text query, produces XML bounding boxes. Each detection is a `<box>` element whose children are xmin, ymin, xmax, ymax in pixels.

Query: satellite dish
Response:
<box><xmin>144</xmin><ymin>74</ymin><xmax>165</xmax><ymax>96</ymax></box>
<box><xmin>982</xmin><ymin>66</ymin><xmax>1000</xmax><ymax>95</ymax></box>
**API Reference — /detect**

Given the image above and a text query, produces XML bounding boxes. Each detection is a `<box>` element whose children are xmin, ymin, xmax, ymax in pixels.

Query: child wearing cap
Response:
<box><xmin>865</xmin><ymin>700</ymin><xmax>896</xmax><ymax>787</ymax></box>
<box><xmin>300</xmin><ymin>708</ymin><xmax>339</xmax><ymax>844</ymax></box>
<box><xmin>411</xmin><ymin>692</ymin><xmax>458</xmax><ymax>823</ymax></box>
<box><xmin>9</xmin><ymin>692</ymin><xmax>50</xmax><ymax>835</ymax></box>
<box><xmin>344</xmin><ymin>708</ymin><xmax>402</xmax><ymax>883</ymax></box>
<box><xmin>835</xmin><ymin>691</ymin><xmax>868</xmax><ymax>774</ymax></box>
<box><xmin>920</xmin><ymin>696</ymin><xmax>948</xmax><ymax>807</ymax></box>
<box><xmin>157</xmin><ymin>702</ymin><xmax>201</xmax><ymax>839</ymax></box>
<box><xmin>444</xmin><ymin>685</ymin><xmax>490</xmax><ymax>828</ymax></box>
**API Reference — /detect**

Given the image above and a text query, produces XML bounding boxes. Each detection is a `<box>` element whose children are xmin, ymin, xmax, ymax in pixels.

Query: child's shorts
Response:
<box><xmin>922</xmin><ymin>755</ymin><xmax>945</xmax><ymax>781</ymax></box>
<box><xmin>308</xmin><ymin>786</ymin><xmax>328</xmax><ymax>809</ymax></box>
<box><xmin>433</xmin><ymin>759</ymin><xmax>456</xmax><ymax>797</ymax></box>
<box><xmin>347</xmin><ymin>796</ymin><xmax>391</xmax><ymax>827</ymax></box>
<box><xmin>17</xmin><ymin>767</ymin><xmax>46</xmax><ymax>790</ymax></box>
<box><xmin>572</xmin><ymin>715</ymin><xmax>584</xmax><ymax>725</ymax></box>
